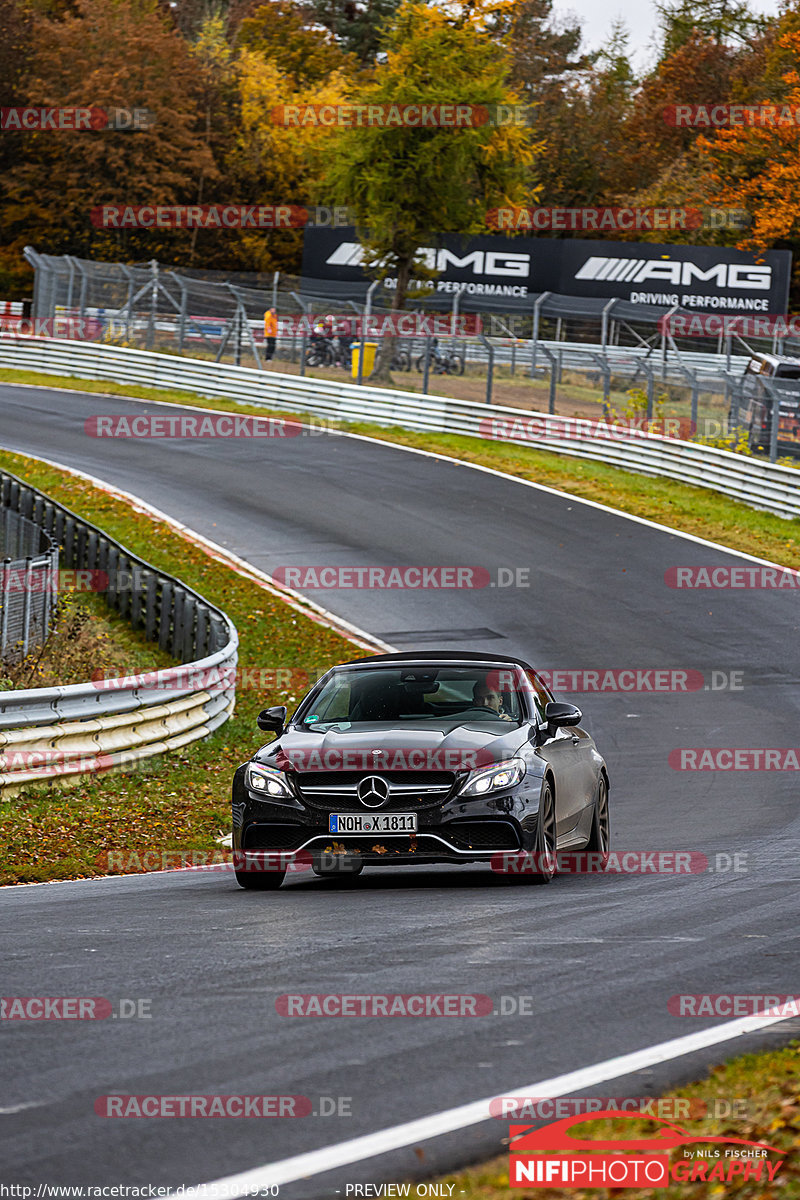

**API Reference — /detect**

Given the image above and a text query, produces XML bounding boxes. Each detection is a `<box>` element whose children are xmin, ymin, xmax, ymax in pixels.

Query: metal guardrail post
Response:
<box><xmin>662</xmin><ymin>305</ymin><xmax>679</xmax><ymax>382</ymax></box>
<box><xmin>538</xmin><ymin>344</ymin><xmax>558</xmax><ymax>414</ymax></box>
<box><xmin>177</xmin><ymin>277</ymin><xmax>188</xmax><ymax>354</ymax></box>
<box><xmin>601</xmin><ymin>298</ymin><xmax>618</xmax><ymax>353</ymax></box>
<box><xmin>358</xmin><ymin>281</ymin><xmax>377</xmax><ymax>386</ymax></box>
<box><xmin>0</xmin><ymin>557</ymin><xmax>9</xmax><ymax>650</ymax></box>
<box><xmin>21</xmin><ymin>556</ymin><xmax>32</xmax><ymax>657</ymax></box>
<box><xmin>291</xmin><ymin>292</ymin><xmax>311</xmax><ymax>378</ymax></box>
<box><xmin>530</xmin><ymin>292</ymin><xmax>550</xmax><ymax>378</ymax></box>
<box><xmin>146</xmin><ymin>260</ymin><xmax>158</xmax><ymax>351</ymax></box>
<box><xmin>764</xmin><ymin>380</ymin><xmax>781</xmax><ymax>463</ymax></box>
<box><xmin>478</xmin><ymin>333</ymin><xmax>495</xmax><ymax>405</ymax></box>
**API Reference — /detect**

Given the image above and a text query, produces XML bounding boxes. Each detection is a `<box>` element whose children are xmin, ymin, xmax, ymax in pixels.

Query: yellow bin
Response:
<box><xmin>351</xmin><ymin>342</ymin><xmax>377</xmax><ymax>378</ymax></box>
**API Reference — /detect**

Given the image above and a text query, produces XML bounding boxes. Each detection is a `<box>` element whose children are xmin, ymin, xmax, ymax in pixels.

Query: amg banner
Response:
<box><xmin>303</xmin><ymin>227</ymin><xmax>791</xmax><ymax>312</ymax></box>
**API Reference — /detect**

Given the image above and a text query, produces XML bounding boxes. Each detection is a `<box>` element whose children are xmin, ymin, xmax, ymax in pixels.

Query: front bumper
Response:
<box><xmin>231</xmin><ymin>764</ymin><xmax>542</xmax><ymax>865</ymax></box>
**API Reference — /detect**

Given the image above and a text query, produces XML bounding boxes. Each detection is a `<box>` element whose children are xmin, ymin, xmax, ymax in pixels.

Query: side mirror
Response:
<box><xmin>257</xmin><ymin>705</ymin><xmax>287</xmax><ymax>734</ymax></box>
<box><xmin>544</xmin><ymin>701</ymin><xmax>582</xmax><ymax>728</ymax></box>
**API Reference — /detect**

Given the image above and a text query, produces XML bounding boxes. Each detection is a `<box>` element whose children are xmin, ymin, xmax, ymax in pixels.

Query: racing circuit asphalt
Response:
<box><xmin>0</xmin><ymin>381</ymin><xmax>798</xmax><ymax>1195</ymax></box>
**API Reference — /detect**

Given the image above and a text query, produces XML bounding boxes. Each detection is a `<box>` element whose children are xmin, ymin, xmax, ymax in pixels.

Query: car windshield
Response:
<box><xmin>298</xmin><ymin>665</ymin><xmax>527</xmax><ymax>728</ymax></box>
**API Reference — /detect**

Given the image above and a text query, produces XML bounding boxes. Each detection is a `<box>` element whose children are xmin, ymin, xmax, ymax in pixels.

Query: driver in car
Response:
<box><xmin>472</xmin><ymin>680</ymin><xmax>513</xmax><ymax>721</ymax></box>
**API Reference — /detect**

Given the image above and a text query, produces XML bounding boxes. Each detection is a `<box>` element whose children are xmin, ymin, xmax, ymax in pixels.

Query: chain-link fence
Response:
<box><xmin>0</xmin><ymin>502</ymin><xmax>59</xmax><ymax>665</ymax></box>
<box><xmin>15</xmin><ymin>247</ymin><xmax>800</xmax><ymax>460</ymax></box>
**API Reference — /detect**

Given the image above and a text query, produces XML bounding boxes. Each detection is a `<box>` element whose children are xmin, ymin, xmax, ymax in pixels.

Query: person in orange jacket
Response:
<box><xmin>263</xmin><ymin>307</ymin><xmax>278</xmax><ymax>362</ymax></box>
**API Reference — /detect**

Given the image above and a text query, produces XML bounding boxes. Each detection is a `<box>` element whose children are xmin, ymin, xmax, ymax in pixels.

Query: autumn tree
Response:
<box><xmin>5</xmin><ymin>0</ymin><xmax>216</xmax><ymax>267</ymax></box>
<box><xmin>512</xmin><ymin>21</ymin><xmax>636</xmax><ymax>207</ymax></box>
<box><xmin>237</xmin><ymin>0</ymin><xmax>353</xmax><ymax>86</ymax></box>
<box><xmin>318</xmin><ymin>0</ymin><xmax>540</xmax><ymax>378</ymax></box>
<box><xmin>697</xmin><ymin>26</ymin><xmax>800</xmax><ymax>256</ymax></box>
<box><xmin>618</xmin><ymin>32</ymin><xmax>739</xmax><ymax>202</ymax></box>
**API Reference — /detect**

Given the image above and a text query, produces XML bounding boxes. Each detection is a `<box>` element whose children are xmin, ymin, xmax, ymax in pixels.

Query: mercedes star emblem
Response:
<box><xmin>357</xmin><ymin>775</ymin><xmax>391</xmax><ymax>808</ymax></box>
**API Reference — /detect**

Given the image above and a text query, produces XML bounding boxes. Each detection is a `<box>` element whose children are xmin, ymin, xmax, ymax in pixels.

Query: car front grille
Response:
<box><xmin>295</xmin><ymin>770</ymin><xmax>456</xmax><ymax>812</ymax></box>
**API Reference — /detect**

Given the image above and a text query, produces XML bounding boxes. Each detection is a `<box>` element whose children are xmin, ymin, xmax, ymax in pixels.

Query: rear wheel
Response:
<box><xmin>526</xmin><ymin>780</ymin><xmax>557</xmax><ymax>884</ymax></box>
<box><xmin>585</xmin><ymin>774</ymin><xmax>610</xmax><ymax>863</ymax></box>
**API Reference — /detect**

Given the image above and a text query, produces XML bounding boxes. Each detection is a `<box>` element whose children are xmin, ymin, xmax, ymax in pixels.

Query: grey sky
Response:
<box><xmin>553</xmin><ymin>0</ymin><xmax>784</xmax><ymax>72</ymax></box>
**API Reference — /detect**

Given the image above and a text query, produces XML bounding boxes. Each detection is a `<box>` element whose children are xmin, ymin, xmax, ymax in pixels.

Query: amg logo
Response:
<box><xmin>326</xmin><ymin>242</ymin><xmax>530</xmax><ymax>278</ymax></box>
<box><xmin>575</xmin><ymin>256</ymin><xmax>772</xmax><ymax>290</ymax></box>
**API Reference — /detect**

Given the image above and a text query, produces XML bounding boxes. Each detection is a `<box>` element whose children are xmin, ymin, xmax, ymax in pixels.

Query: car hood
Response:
<box><xmin>255</xmin><ymin>721</ymin><xmax>529</xmax><ymax>772</ymax></box>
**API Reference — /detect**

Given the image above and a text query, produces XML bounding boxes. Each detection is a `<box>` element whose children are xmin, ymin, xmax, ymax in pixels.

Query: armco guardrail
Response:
<box><xmin>1</xmin><ymin>507</ymin><xmax>59</xmax><ymax>663</ymax></box>
<box><xmin>0</xmin><ymin>465</ymin><xmax>238</xmax><ymax>794</ymax></box>
<box><xmin>1</xmin><ymin>336</ymin><xmax>799</xmax><ymax>520</ymax></box>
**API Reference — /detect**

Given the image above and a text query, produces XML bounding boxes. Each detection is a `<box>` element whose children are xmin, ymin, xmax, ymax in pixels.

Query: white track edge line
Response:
<box><xmin>185</xmin><ymin>1007</ymin><xmax>795</xmax><ymax>1197</ymax></box>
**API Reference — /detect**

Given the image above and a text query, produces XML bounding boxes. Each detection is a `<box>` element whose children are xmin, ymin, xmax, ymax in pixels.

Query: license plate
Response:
<box><xmin>328</xmin><ymin>813</ymin><xmax>417</xmax><ymax>834</ymax></box>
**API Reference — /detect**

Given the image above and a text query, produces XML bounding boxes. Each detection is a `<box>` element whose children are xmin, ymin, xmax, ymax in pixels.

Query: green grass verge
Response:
<box><xmin>425</xmin><ymin>1042</ymin><xmax>800</xmax><ymax>1198</ymax></box>
<box><xmin>0</xmin><ymin>590</ymin><xmax>174</xmax><ymax>692</ymax></box>
<box><xmin>1</xmin><ymin>365</ymin><xmax>799</xmax><ymax>565</ymax></box>
<box><xmin>0</xmin><ymin>444</ymin><xmax>364</xmax><ymax>885</ymax></box>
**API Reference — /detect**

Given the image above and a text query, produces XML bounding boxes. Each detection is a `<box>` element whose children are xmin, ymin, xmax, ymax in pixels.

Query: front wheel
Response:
<box><xmin>446</xmin><ymin>353</ymin><xmax>465</xmax><ymax>375</ymax></box>
<box><xmin>526</xmin><ymin>780</ymin><xmax>557</xmax><ymax>884</ymax></box>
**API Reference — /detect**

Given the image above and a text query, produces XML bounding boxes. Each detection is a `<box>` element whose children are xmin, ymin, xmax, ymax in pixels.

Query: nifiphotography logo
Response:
<box><xmin>508</xmin><ymin>1110</ymin><xmax>785</xmax><ymax>1188</ymax></box>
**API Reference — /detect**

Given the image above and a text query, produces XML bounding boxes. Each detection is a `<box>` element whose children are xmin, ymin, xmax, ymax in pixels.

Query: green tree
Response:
<box><xmin>319</xmin><ymin>0</ymin><xmax>540</xmax><ymax>378</ymax></box>
<box><xmin>309</xmin><ymin>0</ymin><xmax>404</xmax><ymax>66</ymax></box>
<box><xmin>655</xmin><ymin>0</ymin><xmax>768</xmax><ymax>59</ymax></box>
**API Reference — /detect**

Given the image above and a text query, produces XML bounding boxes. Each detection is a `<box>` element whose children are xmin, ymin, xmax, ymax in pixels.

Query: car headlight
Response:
<box><xmin>460</xmin><ymin>757</ymin><xmax>526</xmax><ymax>797</ymax></box>
<box><xmin>246</xmin><ymin>763</ymin><xmax>293</xmax><ymax>799</ymax></box>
